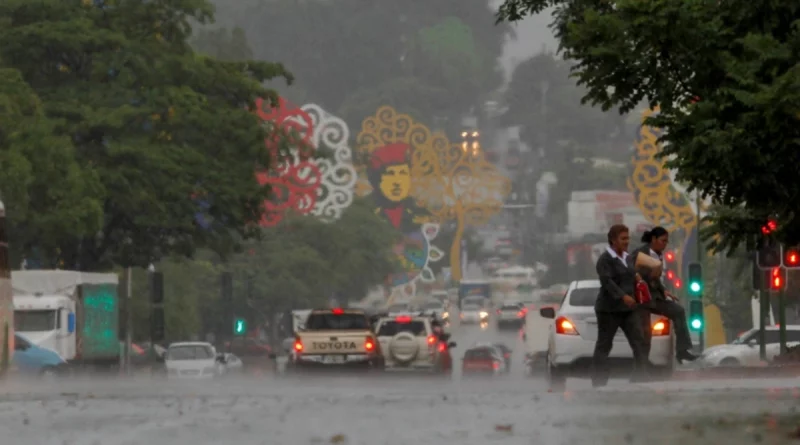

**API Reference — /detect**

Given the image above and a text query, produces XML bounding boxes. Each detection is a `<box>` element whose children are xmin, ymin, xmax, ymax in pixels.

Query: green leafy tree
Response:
<box><xmin>0</xmin><ymin>0</ymin><xmax>293</xmax><ymax>270</ymax></box>
<box><xmin>125</xmin><ymin>198</ymin><xmax>398</xmax><ymax>341</ymax></box>
<box><xmin>496</xmin><ymin>0</ymin><xmax>800</xmax><ymax>252</ymax></box>
<box><xmin>192</xmin><ymin>26</ymin><xmax>253</xmax><ymax>62</ymax></box>
<box><xmin>212</xmin><ymin>0</ymin><xmax>510</xmax><ymax>128</ymax></box>
<box><xmin>503</xmin><ymin>52</ymin><xmax>631</xmax><ymax>161</ymax></box>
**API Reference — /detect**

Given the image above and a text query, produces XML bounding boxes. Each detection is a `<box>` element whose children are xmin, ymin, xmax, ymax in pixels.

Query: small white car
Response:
<box><xmin>460</xmin><ymin>304</ymin><xmax>489</xmax><ymax>324</ymax></box>
<box><xmin>164</xmin><ymin>342</ymin><xmax>224</xmax><ymax>379</ymax></box>
<box><xmin>541</xmin><ymin>280</ymin><xmax>675</xmax><ymax>388</ymax></box>
<box><xmin>701</xmin><ymin>326</ymin><xmax>800</xmax><ymax>367</ymax></box>
<box><xmin>496</xmin><ymin>301</ymin><xmax>527</xmax><ymax>330</ymax></box>
<box><xmin>418</xmin><ymin>300</ymin><xmax>447</xmax><ymax>320</ymax></box>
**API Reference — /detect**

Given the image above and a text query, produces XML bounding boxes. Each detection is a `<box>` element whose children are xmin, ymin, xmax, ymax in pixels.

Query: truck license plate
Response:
<box><xmin>323</xmin><ymin>355</ymin><xmax>345</xmax><ymax>364</ymax></box>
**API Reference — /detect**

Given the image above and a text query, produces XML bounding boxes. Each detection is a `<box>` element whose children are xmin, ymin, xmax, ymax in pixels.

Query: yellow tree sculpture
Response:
<box><xmin>356</xmin><ymin>106</ymin><xmax>511</xmax><ymax>283</ymax></box>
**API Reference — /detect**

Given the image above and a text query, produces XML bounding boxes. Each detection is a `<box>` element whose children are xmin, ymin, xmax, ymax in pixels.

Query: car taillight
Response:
<box><xmin>492</xmin><ymin>361</ymin><xmax>500</xmax><ymax>370</ymax></box>
<box><xmin>437</xmin><ymin>343</ymin><xmax>446</xmax><ymax>352</ymax></box>
<box><xmin>517</xmin><ymin>310</ymin><xmax>525</xmax><ymax>317</ymax></box>
<box><xmin>555</xmin><ymin>316</ymin><xmax>578</xmax><ymax>335</ymax></box>
<box><xmin>365</xmin><ymin>337</ymin><xmax>375</xmax><ymax>352</ymax></box>
<box><xmin>652</xmin><ymin>318</ymin><xmax>671</xmax><ymax>336</ymax></box>
<box><xmin>496</xmin><ymin>309</ymin><xmax>501</xmax><ymax>315</ymax></box>
<box><xmin>427</xmin><ymin>335</ymin><xmax>436</xmax><ymax>345</ymax></box>
<box><xmin>294</xmin><ymin>338</ymin><xmax>304</xmax><ymax>352</ymax></box>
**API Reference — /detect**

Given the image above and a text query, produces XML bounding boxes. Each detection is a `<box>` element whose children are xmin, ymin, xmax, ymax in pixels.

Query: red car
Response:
<box><xmin>462</xmin><ymin>346</ymin><xmax>505</xmax><ymax>376</ymax></box>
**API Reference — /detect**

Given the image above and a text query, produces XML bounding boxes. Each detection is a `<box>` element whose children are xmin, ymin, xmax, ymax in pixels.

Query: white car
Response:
<box><xmin>701</xmin><ymin>326</ymin><xmax>800</xmax><ymax>367</ymax></box>
<box><xmin>541</xmin><ymin>280</ymin><xmax>675</xmax><ymax>388</ymax></box>
<box><xmin>496</xmin><ymin>301</ymin><xmax>527</xmax><ymax>329</ymax></box>
<box><xmin>164</xmin><ymin>342</ymin><xmax>224</xmax><ymax>379</ymax></box>
<box><xmin>418</xmin><ymin>301</ymin><xmax>446</xmax><ymax>320</ymax></box>
<box><xmin>387</xmin><ymin>303</ymin><xmax>413</xmax><ymax>316</ymax></box>
<box><xmin>374</xmin><ymin>315</ymin><xmax>456</xmax><ymax>373</ymax></box>
<box><xmin>459</xmin><ymin>304</ymin><xmax>489</xmax><ymax>324</ymax></box>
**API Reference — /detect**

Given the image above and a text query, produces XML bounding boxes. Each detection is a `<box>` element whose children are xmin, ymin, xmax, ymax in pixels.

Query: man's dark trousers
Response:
<box><xmin>592</xmin><ymin>309</ymin><xmax>650</xmax><ymax>387</ymax></box>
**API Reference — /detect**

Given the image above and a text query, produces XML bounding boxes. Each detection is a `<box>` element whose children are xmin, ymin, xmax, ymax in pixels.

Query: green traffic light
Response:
<box><xmin>689</xmin><ymin>281</ymin><xmax>701</xmax><ymax>293</ymax></box>
<box><xmin>690</xmin><ymin>318</ymin><xmax>703</xmax><ymax>330</ymax></box>
<box><xmin>234</xmin><ymin>318</ymin><xmax>246</xmax><ymax>335</ymax></box>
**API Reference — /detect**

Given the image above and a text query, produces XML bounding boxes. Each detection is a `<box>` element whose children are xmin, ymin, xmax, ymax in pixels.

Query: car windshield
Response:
<box><xmin>305</xmin><ymin>313</ymin><xmax>369</xmax><ymax>330</ymax></box>
<box><xmin>14</xmin><ymin>310</ymin><xmax>57</xmax><ymax>332</ymax></box>
<box><xmin>462</xmin><ymin>304</ymin><xmax>480</xmax><ymax>311</ymax></box>
<box><xmin>167</xmin><ymin>345</ymin><xmax>214</xmax><ymax>360</ymax></box>
<box><xmin>567</xmin><ymin>288</ymin><xmax>599</xmax><ymax>306</ymax></box>
<box><xmin>501</xmin><ymin>304</ymin><xmax>521</xmax><ymax>310</ymax></box>
<box><xmin>376</xmin><ymin>321</ymin><xmax>427</xmax><ymax>336</ymax></box>
<box><xmin>464</xmin><ymin>348</ymin><xmax>493</xmax><ymax>360</ymax></box>
<box><xmin>421</xmin><ymin>302</ymin><xmax>441</xmax><ymax>310</ymax></box>
<box><xmin>388</xmin><ymin>305</ymin><xmax>409</xmax><ymax>312</ymax></box>
<box><xmin>494</xmin><ymin>344</ymin><xmax>510</xmax><ymax>353</ymax></box>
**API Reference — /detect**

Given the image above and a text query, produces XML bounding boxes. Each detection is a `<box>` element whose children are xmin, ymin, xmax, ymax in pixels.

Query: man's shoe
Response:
<box><xmin>676</xmin><ymin>350</ymin><xmax>698</xmax><ymax>364</ymax></box>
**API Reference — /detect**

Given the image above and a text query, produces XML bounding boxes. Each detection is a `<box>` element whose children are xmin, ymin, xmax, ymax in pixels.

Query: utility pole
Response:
<box><xmin>694</xmin><ymin>195</ymin><xmax>704</xmax><ymax>352</ymax></box>
<box><xmin>124</xmin><ymin>266</ymin><xmax>132</xmax><ymax>375</ymax></box>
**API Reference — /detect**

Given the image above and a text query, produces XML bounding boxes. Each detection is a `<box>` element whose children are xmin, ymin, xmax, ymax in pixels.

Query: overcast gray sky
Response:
<box><xmin>495</xmin><ymin>5</ymin><xmax>557</xmax><ymax>82</ymax></box>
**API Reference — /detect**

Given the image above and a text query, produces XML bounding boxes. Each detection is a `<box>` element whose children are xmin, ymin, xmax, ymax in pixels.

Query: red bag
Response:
<box><xmin>635</xmin><ymin>280</ymin><xmax>651</xmax><ymax>304</ymax></box>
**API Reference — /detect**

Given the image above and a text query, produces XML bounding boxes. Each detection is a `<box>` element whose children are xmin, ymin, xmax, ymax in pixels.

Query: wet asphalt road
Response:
<box><xmin>1</xmin><ymin>316</ymin><xmax>799</xmax><ymax>445</ymax></box>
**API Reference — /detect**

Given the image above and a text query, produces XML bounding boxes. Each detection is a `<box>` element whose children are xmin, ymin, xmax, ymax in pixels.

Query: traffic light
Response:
<box><xmin>770</xmin><ymin>267</ymin><xmax>785</xmax><ymax>290</ymax></box>
<box><xmin>757</xmin><ymin>239</ymin><xmax>781</xmax><ymax>269</ymax></box>
<box><xmin>688</xmin><ymin>300</ymin><xmax>703</xmax><ymax>331</ymax></box>
<box><xmin>151</xmin><ymin>307</ymin><xmax>165</xmax><ymax>342</ymax></box>
<box><xmin>233</xmin><ymin>317</ymin><xmax>247</xmax><ymax>335</ymax></box>
<box><xmin>664</xmin><ymin>250</ymin><xmax>675</xmax><ymax>263</ymax></box>
<box><xmin>687</xmin><ymin>262</ymin><xmax>702</xmax><ymax>296</ymax></box>
<box><xmin>674</xmin><ymin>278</ymin><xmax>682</xmax><ymax>289</ymax></box>
<box><xmin>761</xmin><ymin>219</ymin><xmax>778</xmax><ymax>235</ymax></box>
<box><xmin>150</xmin><ymin>271</ymin><xmax>164</xmax><ymax>304</ymax></box>
<box><xmin>783</xmin><ymin>245</ymin><xmax>800</xmax><ymax>269</ymax></box>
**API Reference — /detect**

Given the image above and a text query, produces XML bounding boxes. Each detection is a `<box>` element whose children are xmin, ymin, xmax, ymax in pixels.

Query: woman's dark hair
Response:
<box><xmin>607</xmin><ymin>224</ymin><xmax>630</xmax><ymax>245</ymax></box>
<box><xmin>641</xmin><ymin>226</ymin><xmax>668</xmax><ymax>243</ymax></box>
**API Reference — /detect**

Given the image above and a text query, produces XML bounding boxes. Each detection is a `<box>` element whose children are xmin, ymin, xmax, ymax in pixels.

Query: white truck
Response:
<box><xmin>12</xmin><ymin>270</ymin><xmax>120</xmax><ymax>370</ymax></box>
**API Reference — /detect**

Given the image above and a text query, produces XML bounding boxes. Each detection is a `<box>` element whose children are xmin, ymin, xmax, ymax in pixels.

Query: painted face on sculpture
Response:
<box><xmin>379</xmin><ymin>164</ymin><xmax>411</xmax><ymax>202</ymax></box>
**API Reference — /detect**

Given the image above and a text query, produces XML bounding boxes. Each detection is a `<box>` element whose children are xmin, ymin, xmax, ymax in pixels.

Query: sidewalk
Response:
<box><xmin>673</xmin><ymin>363</ymin><xmax>800</xmax><ymax>380</ymax></box>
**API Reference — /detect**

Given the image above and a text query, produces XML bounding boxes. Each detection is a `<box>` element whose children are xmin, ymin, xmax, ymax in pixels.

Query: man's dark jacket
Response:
<box><xmin>595</xmin><ymin>250</ymin><xmax>637</xmax><ymax>313</ymax></box>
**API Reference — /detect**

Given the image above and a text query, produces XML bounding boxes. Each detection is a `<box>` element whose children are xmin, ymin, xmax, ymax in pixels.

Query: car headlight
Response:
<box><xmin>479</xmin><ymin>311</ymin><xmax>488</xmax><ymax>318</ymax></box>
<box><xmin>442</xmin><ymin>312</ymin><xmax>449</xmax><ymax>319</ymax></box>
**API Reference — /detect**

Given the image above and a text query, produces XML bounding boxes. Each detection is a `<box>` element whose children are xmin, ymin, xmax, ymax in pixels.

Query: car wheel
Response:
<box><xmin>719</xmin><ymin>357</ymin><xmax>740</xmax><ymax>367</ymax></box>
<box><xmin>546</xmin><ymin>355</ymin><xmax>566</xmax><ymax>392</ymax></box>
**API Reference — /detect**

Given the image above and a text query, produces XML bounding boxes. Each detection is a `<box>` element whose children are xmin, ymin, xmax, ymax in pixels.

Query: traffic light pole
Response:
<box><xmin>694</xmin><ymin>195</ymin><xmax>705</xmax><ymax>353</ymax></box>
<box><xmin>759</xmin><ymin>268</ymin><xmax>767</xmax><ymax>361</ymax></box>
<box><xmin>778</xmin><ymin>278</ymin><xmax>787</xmax><ymax>354</ymax></box>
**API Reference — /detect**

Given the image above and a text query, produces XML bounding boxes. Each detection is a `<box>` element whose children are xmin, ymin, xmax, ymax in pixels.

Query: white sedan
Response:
<box><xmin>460</xmin><ymin>304</ymin><xmax>489</xmax><ymax>324</ymax></box>
<box><xmin>164</xmin><ymin>342</ymin><xmax>224</xmax><ymax>379</ymax></box>
<box><xmin>700</xmin><ymin>326</ymin><xmax>800</xmax><ymax>367</ymax></box>
<box><xmin>541</xmin><ymin>280</ymin><xmax>675</xmax><ymax>389</ymax></box>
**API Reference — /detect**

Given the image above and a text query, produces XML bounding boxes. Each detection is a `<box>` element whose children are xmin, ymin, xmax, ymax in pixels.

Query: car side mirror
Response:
<box><xmin>448</xmin><ymin>342</ymin><xmax>457</xmax><ymax>348</ymax></box>
<box><xmin>539</xmin><ymin>307</ymin><xmax>556</xmax><ymax>319</ymax></box>
<box><xmin>747</xmin><ymin>339</ymin><xmax>757</xmax><ymax>348</ymax></box>
<box><xmin>216</xmin><ymin>354</ymin><xmax>227</xmax><ymax>363</ymax></box>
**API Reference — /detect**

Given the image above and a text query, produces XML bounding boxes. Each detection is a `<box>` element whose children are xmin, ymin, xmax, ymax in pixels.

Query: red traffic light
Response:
<box><xmin>771</xmin><ymin>267</ymin><xmax>784</xmax><ymax>290</ymax></box>
<box><xmin>666</xmin><ymin>270</ymin><xmax>675</xmax><ymax>280</ymax></box>
<box><xmin>784</xmin><ymin>248</ymin><xmax>800</xmax><ymax>268</ymax></box>
<box><xmin>762</xmin><ymin>219</ymin><xmax>778</xmax><ymax>235</ymax></box>
<box><xmin>674</xmin><ymin>279</ymin><xmax>682</xmax><ymax>289</ymax></box>
<box><xmin>665</xmin><ymin>251</ymin><xmax>675</xmax><ymax>263</ymax></box>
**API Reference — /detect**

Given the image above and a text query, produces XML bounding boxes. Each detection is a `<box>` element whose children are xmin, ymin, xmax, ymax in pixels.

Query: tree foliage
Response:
<box><xmin>496</xmin><ymin>0</ymin><xmax>800</xmax><ymax>252</ymax></box>
<box><xmin>126</xmin><ymin>198</ymin><xmax>398</xmax><ymax>341</ymax></box>
<box><xmin>503</xmin><ymin>52</ymin><xmax>631</xmax><ymax>161</ymax></box>
<box><xmin>212</xmin><ymin>0</ymin><xmax>511</xmax><ymax>128</ymax></box>
<box><xmin>0</xmin><ymin>0</ymin><xmax>294</xmax><ymax>270</ymax></box>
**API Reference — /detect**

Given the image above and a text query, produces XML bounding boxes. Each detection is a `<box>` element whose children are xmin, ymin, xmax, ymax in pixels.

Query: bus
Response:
<box><xmin>0</xmin><ymin>199</ymin><xmax>12</xmax><ymax>375</ymax></box>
